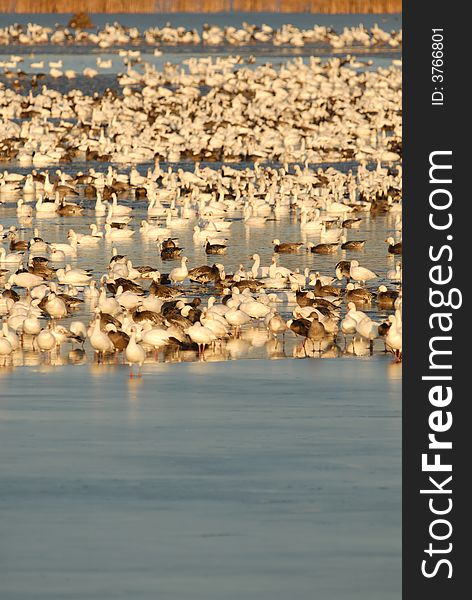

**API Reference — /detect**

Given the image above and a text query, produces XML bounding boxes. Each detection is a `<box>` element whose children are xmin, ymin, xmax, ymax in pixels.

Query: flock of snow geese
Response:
<box><xmin>0</xmin><ymin>21</ymin><xmax>401</xmax><ymax>50</ymax></box>
<box><xmin>1</xmin><ymin>54</ymin><xmax>401</xmax><ymax>165</ymax></box>
<box><xmin>0</xmin><ymin>159</ymin><xmax>402</xmax><ymax>373</ymax></box>
<box><xmin>0</xmin><ymin>27</ymin><xmax>402</xmax><ymax>373</ymax></box>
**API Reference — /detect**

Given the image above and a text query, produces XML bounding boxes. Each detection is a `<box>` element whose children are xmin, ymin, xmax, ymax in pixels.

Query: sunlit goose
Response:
<box><xmin>250</xmin><ymin>253</ymin><xmax>270</xmax><ymax>279</ymax></box>
<box><xmin>309</xmin><ymin>272</ymin><xmax>335</xmax><ymax>286</ymax></box>
<box><xmin>22</xmin><ymin>311</ymin><xmax>42</xmax><ymax>336</ymax></box>
<box><xmin>300</xmin><ymin>209</ymin><xmax>322</xmax><ymax>231</ymax></box>
<box><xmin>0</xmin><ymin>248</ymin><xmax>23</xmax><ymax>266</ymax></box>
<box><xmin>140</xmin><ymin>220</ymin><xmax>171</xmax><ymax>239</ymax></box>
<box><xmin>35</xmin><ymin>328</ymin><xmax>57</xmax><ymax>353</ymax></box>
<box><xmin>239</xmin><ymin>299</ymin><xmax>271</xmax><ymax>319</ymax></box>
<box><xmin>244</xmin><ymin>204</ymin><xmax>266</xmax><ymax>226</ymax></box>
<box><xmin>169</xmin><ymin>256</ymin><xmax>189</xmax><ymax>283</ymax></box>
<box><xmin>201</xmin><ymin>311</ymin><xmax>229</xmax><ymax>338</ymax></box>
<box><xmin>35</xmin><ymin>193</ymin><xmax>58</xmax><ymax>214</ymax></box>
<box><xmin>94</xmin><ymin>191</ymin><xmax>107</xmax><ymax>215</ymax></box>
<box><xmin>49</xmin><ymin>248</ymin><xmax>66</xmax><ymax>262</ymax></box>
<box><xmin>0</xmin><ymin>336</ymin><xmax>13</xmax><ymax>363</ymax></box>
<box><xmin>98</xmin><ymin>287</ymin><xmax>121</xmax><ymax>315</ymax></box>
<box><xmin>224</xmin><ymin>306</ymin><xmax>250</xmax><ymax>329</ymax></box>
<box><xmin>89</xmin><ymin>318</ymin><xmax>114</xmax><ymax>360</ymax></box>
<box><xmin>104</xmin><ymin>224</ymin><xmax>135</xmax><ymax>240</ymax></box>
<box><xmin>267</xmin><ymin>311</ymin><xmax>287</xmax><ymax>337</ymax></box>
<box><xmin>147</xmin><ymin>196</ymin><xmax>167</xmax><ymax>217</ymax></box>
<box><xmin>116</xmin><ymin>288</ymin><xmax>142</xmax><ymax>311</ymax></box>
<box><xmin>141</xmin><ymin>327</ymin><xmax>171</xmax><ymax>353</ymax></box>
<box><xmin>56</xmin><ymin>268</ymin><xmax>91</xmax><ymax>286</ymax></box>
<box><xmin>206</xmin><ymin>296</ymin><xmax>229</xmax><ymax>317</ymax></box>
<box><xmin>125</xmin><ymin>329</ymin><xmax>146</xmax><ymax>376</ymax></box>
<box><xmin>387</xmin><ymin>262</ymin><xmax>402</xmax><ymax>282</ymax></box>
<box><xmin>272</xmin><ymin>239</ymin><xmax>303</xmax><ymax>253</ymax></box>
<box><xmin>186</xmin><ymin>322</ymin><xmax>216</xmax><ymax>356</ymax></box>
<box><xmin>340</xmin><ymin>235</ymin><xmax>366</xmax><ymax>250</ymax></box>
<box><xmin>386</xmin><ymin>312</ymin><xmax>402</xmax><ymax>360</ymax></box>
<box><xmin>69</xmin><ymin>321</ymin><xmax>87</xmax><ymax>345</ymax></box>
<box><xmin>8</xmin><ymin>272</ymin><xmax>43</xmax><ymax>291</ymax></box>
<box><xmin>110</xmin><ymin>193</ymin><xmax>132</xmax><ymax>216</ymax></box>
<box><xmin>349</xmin><ymin>260</ymin><xmax>378</xmax><ymax>284</ymax></box>
<box><xmin>345</xmin><ymin>282</ymin><xmax>374</xmax><ymax>303</ymax></box>
<box><xmin>16</xmin><ymin>199</ymin><xmax>33</xmax><ymax>217</ymax></box>
<box><xmin>50</xmin><ymin>241</ymin><xmax>76</xmax><ymax>255</ymax></box>
<box><xmin>356</xmin><ymin>316</ymin><xmax>379</xmax><ymax>349</ymax></box>
<box><xmin>84</xmin><ymin>281</ymin><xmax>100</xmax><ymax>303</ymax></box>
<box><xmin>1</xmin><ymin>321</ymin><xmax>20</xmax><ymax>350</ymax></box>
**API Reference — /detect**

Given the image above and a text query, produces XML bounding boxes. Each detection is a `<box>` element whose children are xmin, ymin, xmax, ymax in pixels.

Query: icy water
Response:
<box><xmin>1</xmin><ymin>12</ymin><xmax>401</xmax><ymax>598</ymax></box>
<box><xmin>0</xmin><ymin>358</ymin><xmax>401</xmax><ymax>600</ymax></box>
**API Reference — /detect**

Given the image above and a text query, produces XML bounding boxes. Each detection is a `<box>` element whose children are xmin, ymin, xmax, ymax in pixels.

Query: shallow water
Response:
<box><xmin>0</xmin><ymin>358</ymin><xmax>401</xmax><ymax>599</ymax></box>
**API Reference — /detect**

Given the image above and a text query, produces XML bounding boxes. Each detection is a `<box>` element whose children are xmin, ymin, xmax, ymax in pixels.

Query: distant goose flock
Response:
<box><xmin>0</xmin><ymin>23</ymin><xmax>402</xmax><ymax>373</ymax></box>
<box><xmin>0</xmin><ymin>21</ymin><xmax>401</xmax><ymax>50</ymax></box>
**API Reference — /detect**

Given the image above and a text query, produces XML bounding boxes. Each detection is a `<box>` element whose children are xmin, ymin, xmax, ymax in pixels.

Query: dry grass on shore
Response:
<box><xmin>0</xmin><ymin>0</ymin><xmax>402</xmax><ymax>15</ymax></box>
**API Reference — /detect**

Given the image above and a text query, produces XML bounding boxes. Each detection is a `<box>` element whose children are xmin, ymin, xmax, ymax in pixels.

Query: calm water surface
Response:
<box><xmin>0</xmin><ymin>359</ymin><xmax>401</xmax><ymax>600</ymax></box>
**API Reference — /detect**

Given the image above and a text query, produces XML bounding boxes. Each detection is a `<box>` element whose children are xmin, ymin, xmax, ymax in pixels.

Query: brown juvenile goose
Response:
<box><xmin>345</xmin><ymin>283</ymin><xmax>374</xmax><ymax>304</ymax></box>
<box><xmin>188</xmin><ymin>264</ymin><xmax>222</xmax><ymax>284</ymax></box>
<box><xmin>57</xmin><ymin>201</ymin><xmax>84</xmax><ymax>216</ymax></box>
<box><xmin>205</xmin><ymin>239</ymin><xmax>227</xmax><ymax>255</ymax></box>
<box><xmin>312</xmin><ymin>280</ymin><xmax>342</xmax><ymax>298</ymax></box>
<box><xmin>340</xmin><ymin>236</ymin><xmax>366</xmax><ymax>251</ymax></box>
<box><xmin>161</xmin><ymin>245</ymin><xmax>183</xmax><ymax>260</ymax></box>
<box><xmin>272</xmin><ymin>239</ymin><xmax>303</xmax><ymax>253</ymax></box>
<box><xmin>307</xmin><ymin>242</ymin><xmax>339</xmax><ymax>254</ymax></box>
<box><xmin>377</xmin><ymin>285</ymin><xmax>399</xmax><ymax>308</ymax></box>
<box><xmin>106</xmin><ymin>325</ymin><xmax>130</xmax><ymax>354</ymax></box>
<box><xmin>107</xmin><ymin>278</ymin><xmax>144</xmax><ymax>295</ymax></box>
<box><xmin>342</xmin><ymin>218</ymin><xmax>362</xmax><ymax>228</ymax></box>
<box><xmin>149</xmin><ymin>282</ymin><xmax>181</xmax><ymax>299</ymax></box>
<box><xmin>335</xmin><ymin>260</ymin><xmax>352</xmax><ymax>281</ymax></box>
<box><xmin>161</xmin><ymin>238</ymin><xmax>178</xmax><ymax>249</ymax></box>
<box><xmin>287</xmin><ymin>317</ymin><xmax>311</xmax><ymax>338</ymax></box>
<box><xmin>307</xmin><ymin>313</ymin><xmax>327</xmax><ymax>354</ymax></box>
<box><xmin>132</xmin><ymin>309</ymin><xmax>165</xmax><ymax>327</ymax></box>
<box><xmin>9</xmin><ymin>234</ymin><xmax>29</xmax><ymax>252</ymax></box>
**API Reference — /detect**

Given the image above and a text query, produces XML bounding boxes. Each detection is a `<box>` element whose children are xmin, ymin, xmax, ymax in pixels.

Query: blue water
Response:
<box><xmin>0</xmin><ymin>359</ymin><xmax>401</xmax><ymax>600</ymax></box>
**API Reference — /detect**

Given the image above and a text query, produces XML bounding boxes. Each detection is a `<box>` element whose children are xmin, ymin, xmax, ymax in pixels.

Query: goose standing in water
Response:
<box><xmin>307</xmin><ymin>313</ymin><xmax>327</xmax><ymax>355</ymax></box>
<box><xmin>169</xmin><ymin>257</ymin><xmax>189</xmax><ymax>283</ymax></box>
<box><xmin>349</xmin><ymin>260</ymin><xmax>378</xmax><ymax>284</ymax></box>
<box><xmin>89</xmin><ymin>317</ymin><xmax>114</xmax><ymax>362</ymax></box>
<box><xmin>0</xmin><ymin>336</ymin><xmax>13</xmax><ymax>365</ymax></box>
<box><xmin>125</xmin><ymin>329</ymin><xmax>146</xmax><ymax>377</ymax></box>
<box><xmin>386</xmin><ymin>312</ymin><xmax>402</xmax><ymax>361</ymax></box>
<box><xmin>186</xmin><ymin>322</ymin><xmax>217</xmax><ymax>358</ymax></box>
